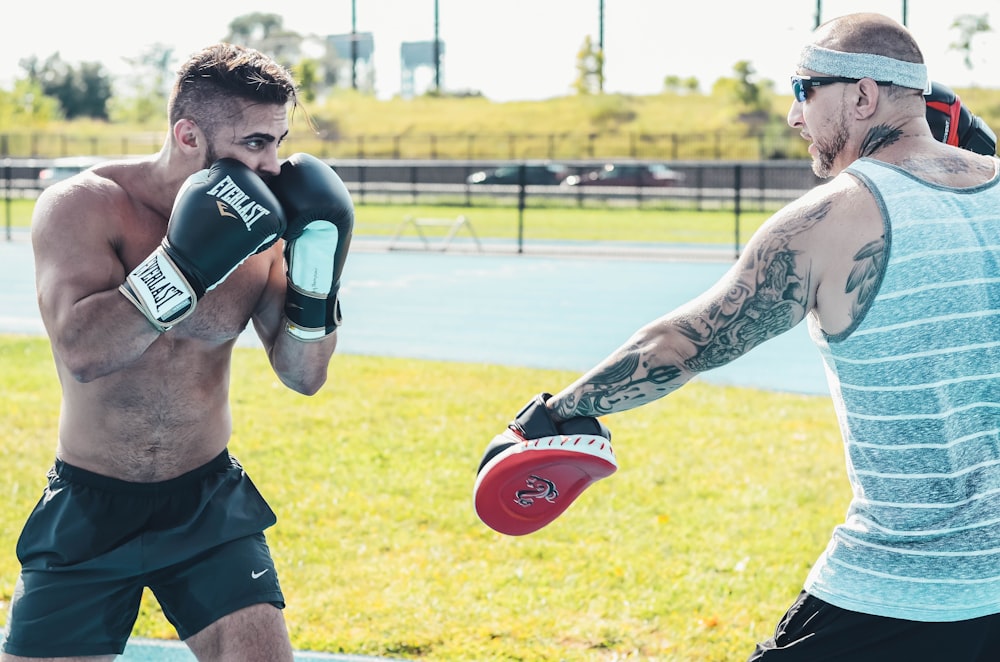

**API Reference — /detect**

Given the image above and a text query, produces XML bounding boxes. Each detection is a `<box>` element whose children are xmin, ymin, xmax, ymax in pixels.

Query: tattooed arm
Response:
<box><xmin>549</xmin><ymin>200</ymin><xmax>834</xmax><ymax>421</ymax></box>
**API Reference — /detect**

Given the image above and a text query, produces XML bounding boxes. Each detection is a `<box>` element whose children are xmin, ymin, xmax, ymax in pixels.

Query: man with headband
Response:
<box><xmin>476</xmin><ymin>12</ymin><xmax>1000</xmax><ymax>661</ymax></box>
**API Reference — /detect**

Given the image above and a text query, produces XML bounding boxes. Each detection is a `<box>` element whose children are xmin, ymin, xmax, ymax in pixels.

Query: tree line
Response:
<box><xmin>0</xmin><ymin>11</ymin><xmax>990</xmax><ymax>130</ymax></box>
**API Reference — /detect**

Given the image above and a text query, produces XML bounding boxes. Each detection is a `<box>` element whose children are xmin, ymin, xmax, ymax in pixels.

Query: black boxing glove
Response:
<box><xmin>477</xmin><ymin>393</ymin><xmax>612</xmax><ymax>474</ymax></box>
<box><xmin>925</xmin><ymin>81</ymin><xmax>997</xmax><ymax>155</ymax></box>
<box><xmin>269</xmin><ymin>153</ymin><xmax>355</xmax><ymax>340</ymax></box>
<box><xmin>120</xmin><ymin>159</ymin><xmax>286</xmax><ymax>332</ymax></box>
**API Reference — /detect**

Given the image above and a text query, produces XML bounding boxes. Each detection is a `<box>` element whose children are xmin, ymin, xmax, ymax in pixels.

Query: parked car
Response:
<box><xmin>37</xmin><ymin>156</ymin><xmax>107</xmax><ymax>188</ymax></box>
<box><xmin>466</xmin><ymin>164</ymin><xmax>569</xmax><ymax>186</ymax></box>
<box><xmin>562</xmin><ymin>163</ymin><xmax>685</xmax><ymax>187</ymax></box>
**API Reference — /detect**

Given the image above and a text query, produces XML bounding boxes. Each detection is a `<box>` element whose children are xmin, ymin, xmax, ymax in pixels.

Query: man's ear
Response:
<box><xmin>854</xmin><ymin>78</ymin><xmax>881</xmax><ymax>120</ymax></box>
<box><xmin>173</xmin><ymin>119</ymin><xmax>205</xmax><ymax>155</ymax></box>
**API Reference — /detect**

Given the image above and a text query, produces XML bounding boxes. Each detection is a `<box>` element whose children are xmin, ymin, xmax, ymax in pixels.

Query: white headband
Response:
<box><xmin>798</xmin><ymin>44</ymin><xmax>931</xmax><ymax>94</ymax></box>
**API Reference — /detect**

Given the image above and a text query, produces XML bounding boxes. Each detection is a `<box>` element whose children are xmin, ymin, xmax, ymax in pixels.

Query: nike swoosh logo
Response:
<box><xmin>251</xmin><ymin>569</ymin><xmax>270</xmax><ymax>579</ymax></box>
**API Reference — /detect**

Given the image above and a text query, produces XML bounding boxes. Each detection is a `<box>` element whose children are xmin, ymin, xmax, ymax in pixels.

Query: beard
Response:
<box><xmin>202</xmin><ymin>143</ymin><xmax>219</xmax><ymax>170</ymax></box>
<box><xmin>811</xmin><ymin>106</ymin><xmax>851</xmax><ymax>178</ymax></box>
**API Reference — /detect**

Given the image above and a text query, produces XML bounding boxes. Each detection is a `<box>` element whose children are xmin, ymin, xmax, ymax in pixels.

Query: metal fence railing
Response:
<box><xmin>3</xmin><ymin>158</ymin><xmax>822</xmax><ymax>255</ymax></box>
<box><xmin>0</xmin><ymin>127</ymin><xmax>808</xmax><ymax>162</ymax></box>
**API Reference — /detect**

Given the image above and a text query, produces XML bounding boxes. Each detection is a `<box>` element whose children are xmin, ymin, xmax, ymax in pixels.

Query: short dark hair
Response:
<box><xmin>820</xmin><ymin>14</ymin><xmax>924</xmax><ymax>64</ymax></box>
<box><xmin>168</xmin><ymin>43</ymin><xmax>298</xmax><ymax>140</ymax></box>
<box><xmin>816</xmin><ymin>13</ymin><xmax>924</xmax><ymax>98</ymax></box>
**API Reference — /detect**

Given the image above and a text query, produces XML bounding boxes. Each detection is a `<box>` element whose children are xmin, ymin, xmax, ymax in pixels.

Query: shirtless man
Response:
<box><xmin>2</xmin><ymin>43</ymin><xmax>353</xmax><ymax>661</ymax></box>
<box><xmin>479</xmin><ymin>13</ymin><xmax>1000</xmax><ymax>661</ymax></box>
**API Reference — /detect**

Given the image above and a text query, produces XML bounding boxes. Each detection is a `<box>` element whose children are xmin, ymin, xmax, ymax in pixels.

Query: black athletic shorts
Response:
<box><xmin>749</xmin><ymin>590</ymin><xmax>1000</xmax><ymax>661</ymax></box>
<box><xmin>1</xmin><ymin>450</ymin><xmax>285</xmax><ymax>658</ymax></box>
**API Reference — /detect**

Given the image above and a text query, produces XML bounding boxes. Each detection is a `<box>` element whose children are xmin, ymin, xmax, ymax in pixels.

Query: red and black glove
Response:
<box><xmin>474</xmin><ymin>393</ymin><xmax>617</xmax><ymax>536</ymax></box>
<box><xmin>925</xmin><ymin>81</ymin><xmax>996</xmax><ymax>155</ymax></box>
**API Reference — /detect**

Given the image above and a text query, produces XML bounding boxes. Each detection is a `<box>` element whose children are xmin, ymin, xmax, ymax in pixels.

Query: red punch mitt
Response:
<box><xmin>474</xmin><ymin>393</ymin><xmax>617</xmax><ymax>536</ymax></box>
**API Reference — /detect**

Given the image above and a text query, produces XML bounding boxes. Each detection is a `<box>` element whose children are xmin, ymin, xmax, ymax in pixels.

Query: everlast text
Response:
<box><xmin>206</xmin><ymin>176</ymin><xmax>272</xmax><ymax>230</ymax></box>
<box><xmin>136</xmin><ymin>256</ymin><xmax>187</xmax><ymax>315</ymax></box>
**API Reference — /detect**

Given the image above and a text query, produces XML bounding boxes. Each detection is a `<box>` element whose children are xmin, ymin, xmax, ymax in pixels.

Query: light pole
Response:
<box><xmin>434</xmin><ymin>0</ymin><xmax>441</xmax><ymax>93</ymax></box>
<box><xmin>598</xmin><ymin>0</ymin><xmax>605</xmax><ymax>92</ymax></box>
<box><xmin>815</xmin><ymin>1</ymin><xmax>908</xmax><ymax>29</ymax></box>
<box><xmin>351</xmin><ymin>0</ymin><xmax>357</xmax><ymax>90</ymax></box>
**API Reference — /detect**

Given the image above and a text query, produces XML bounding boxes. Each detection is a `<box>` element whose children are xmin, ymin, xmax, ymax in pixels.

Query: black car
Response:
<box><xmin>466</xmin><ymin>164</ymin><xmax>569</xmax><ymax>186</ymax></box>
<box><xmin>562</xmin><ymin>163</ymin><xmax>685</xmax><ymax>187</ymax></box>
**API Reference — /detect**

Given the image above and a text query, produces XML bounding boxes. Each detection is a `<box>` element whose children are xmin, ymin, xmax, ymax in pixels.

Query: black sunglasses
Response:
<box><xmin>790</xmin><ymin>75</ymin><xmax>892</xmax><ymax>102</ymax></box>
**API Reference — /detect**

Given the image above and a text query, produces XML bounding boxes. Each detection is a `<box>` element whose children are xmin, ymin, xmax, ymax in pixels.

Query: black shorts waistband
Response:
<box><xmin>51</xmin><ymin>450</ymin><xmax>237</xmax><ymax>495</ymax></box>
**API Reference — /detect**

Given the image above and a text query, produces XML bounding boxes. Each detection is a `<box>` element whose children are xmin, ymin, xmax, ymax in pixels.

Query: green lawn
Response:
<box><xmin>1</xmin><ymin>335</ymin><xmax>848</xmax><ymax>661</ymax></box>
<box><xmin>2</xmin><ymin>198</ymin><xmax>769</xmax><ymax>249</ymax></box>
<box><xmin>12</xmin><ymin>87</ymin><xmax>1000</xmax><ymax>162</ymax></box>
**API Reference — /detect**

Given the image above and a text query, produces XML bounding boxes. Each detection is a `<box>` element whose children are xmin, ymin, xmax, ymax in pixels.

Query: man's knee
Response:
<box><xmin>184</xmin><ymin>603</ymin><xmax>293</xmax><ymax>662</ymax></box>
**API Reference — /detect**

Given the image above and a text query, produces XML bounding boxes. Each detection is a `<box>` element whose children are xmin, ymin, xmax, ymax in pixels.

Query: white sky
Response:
<box><xmin>2</xmin><ymin>0</ymin><xmax>998</xmax><ymax>101</ymax></box>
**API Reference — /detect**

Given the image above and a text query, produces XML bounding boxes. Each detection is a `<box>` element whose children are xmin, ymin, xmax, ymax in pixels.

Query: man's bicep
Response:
<box><xmin>32</xmin><ymin>196</ymin><xmax>127</xmax><ymax>325</ymax></box>
<box><xmin>672</xmin><ymin>211</ymin><xmax>821</xmax><ymax>373</ymax></box>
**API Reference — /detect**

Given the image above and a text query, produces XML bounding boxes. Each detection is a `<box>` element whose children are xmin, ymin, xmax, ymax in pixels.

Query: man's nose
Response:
<box><xmin>258</xmin><ymin>149</ymin><xmax>282</xmax><ymax>177</ymax></box>
<box><xmin>787</xmin><ymin>100</ymin><xmax>804</xmax><ymax>129</ymax></box>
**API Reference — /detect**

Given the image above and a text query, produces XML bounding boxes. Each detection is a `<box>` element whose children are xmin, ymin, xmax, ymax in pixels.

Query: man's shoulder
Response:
<box><xmin>31</xmin><ymin>160</ymin><xmax>158</xmax><ymax>248</ymax></box>
<box><xmin>771</xmin><ymin>173</ymin><xmax>874</xmax><ymax>227</ymax></box>
<box><xmin>37</xmin><ymin>160</ymin><xmax>134</xmax><ymax>206</ymax></box>
<box><xmin>40</xmin><ymin>157</ymin><xmax>156</xmax><ymax>210</ymax></box>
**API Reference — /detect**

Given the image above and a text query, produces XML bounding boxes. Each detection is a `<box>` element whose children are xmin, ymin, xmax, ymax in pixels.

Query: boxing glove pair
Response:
<box><xmin>121</xmin><ymin>154</ymin><xmax>354</xmax><ymax>337</ymax></box>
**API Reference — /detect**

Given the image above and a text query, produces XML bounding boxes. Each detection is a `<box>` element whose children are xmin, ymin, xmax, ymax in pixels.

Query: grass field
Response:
<box><xmin>0</xmin><ymin>334</ymin><xmax>849</xmax><ymax>661</ymax></box>
<box><xmin>10</xmin><ymin>87</ymin><xmax>1000</xmax><ymax>161</ymax></box>
<box><xmin>2</xmin><ymin>198</ymin><xmax>771</xmax><ymax>250</ymax></box>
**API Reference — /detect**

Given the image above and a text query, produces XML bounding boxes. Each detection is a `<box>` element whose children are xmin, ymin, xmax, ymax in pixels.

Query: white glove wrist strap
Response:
<box><xmin>120</xmin><ymin>247</ymin><xmax>196</xmax><ymax>330</ymax></box>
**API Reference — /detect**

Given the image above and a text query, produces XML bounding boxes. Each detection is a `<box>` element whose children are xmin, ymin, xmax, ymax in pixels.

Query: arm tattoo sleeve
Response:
<box><xmin>555</xmin><ymin>201</ymin><xmax>831</xmax><ymax>420</ymax></box>
<box><xmin>679</xmin><ymin>201</ymin><xmax>829</xmax><ymax>372</ymax></box>
<box><xmin>554</xmin><ymin>350</ymin><xmax>683</xmax><ymax>418</ymax></box>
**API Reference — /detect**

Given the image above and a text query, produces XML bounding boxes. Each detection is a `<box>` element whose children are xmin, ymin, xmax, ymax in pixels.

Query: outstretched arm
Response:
<box><xmin>549</xmin><ymin>199</ymin><xmax>833</xmax><ymax>420</ymax></box>
<box><xmin>472</xmin><ymin>183</ymin><xmax>884</xmax><ymax>535</ymax></box>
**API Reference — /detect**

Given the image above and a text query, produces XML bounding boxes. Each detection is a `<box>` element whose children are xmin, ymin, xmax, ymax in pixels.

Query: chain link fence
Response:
<box><xmin>3</xmin><ymin>157</ymin><xmax>821</xmax><ymax>256</ymax></box>
<box><xmin>0</xmin><ymin>126</ymin><xmax>808</xmax><ymax>162</ymax></box>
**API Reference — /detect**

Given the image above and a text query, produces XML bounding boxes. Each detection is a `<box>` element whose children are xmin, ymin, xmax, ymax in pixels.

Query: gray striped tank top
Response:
<box><xmin>804</xmin><ymin>156</ymin><xmax>1000</xmax><ymax>621</ymax></box>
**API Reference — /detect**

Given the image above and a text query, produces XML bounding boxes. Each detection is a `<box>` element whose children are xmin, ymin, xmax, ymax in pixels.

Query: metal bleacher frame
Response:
<box><xmin>387</xmin><ymin>214</ymin><xmax>482</xmax><ymax>252</ymax></box>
